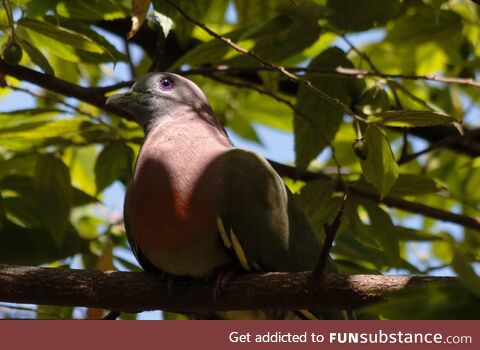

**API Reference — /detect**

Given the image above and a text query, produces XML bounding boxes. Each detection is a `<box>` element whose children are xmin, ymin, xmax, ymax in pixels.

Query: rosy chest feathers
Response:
<box><xmin>125</xmin><ymin>144</ymin><xmax>224</xmax><ymax>254</ymax></box>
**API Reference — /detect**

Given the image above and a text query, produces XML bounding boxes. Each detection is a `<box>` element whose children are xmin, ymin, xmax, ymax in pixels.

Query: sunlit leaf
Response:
<box><xmin>17</xmin><ymin>18</ymin><xmax>106</xmax><ymax>53</ymax></box>
<box><xmin>56</xmin><ymin>0</ymin><xmax>127</xmax><ymax>21</ymax></box>
<box><xmin>370</xmin><ymin>110</ymin><xmax>459</xmax><ymax>128</ymax></box>
<box><xmin>359</xmin><ymin>125</ymin><xmax>399</xmax><ymax>198</ymax></box>
<box><xmin>17</xmin><ymin>38</ymin><xmax>54</xmax><ymax>75</ymax></box>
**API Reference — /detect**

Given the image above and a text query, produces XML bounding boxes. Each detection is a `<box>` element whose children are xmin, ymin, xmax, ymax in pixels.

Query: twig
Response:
<box><xmin>313</xmin><ymin>194</ymin><xmax>348</xmax><ymax>278</ymax></box>
<box><xmin>184</xmin><ymin>66</ymin><xmax>480</xmax><ymax>89</ymax></box>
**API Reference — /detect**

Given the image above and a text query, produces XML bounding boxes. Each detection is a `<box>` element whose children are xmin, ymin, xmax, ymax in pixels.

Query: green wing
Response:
<box><xmin>218</xmin><ymin>148</ymin><xmax>322</xmax><ymax>273</ymax></box>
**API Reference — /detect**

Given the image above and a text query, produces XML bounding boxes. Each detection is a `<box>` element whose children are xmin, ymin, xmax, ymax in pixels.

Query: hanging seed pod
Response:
<box><xmin>2</xmin><ymin>41</ymin><xmax>23</xmax><ymax>65</ymax></box>
<box><xmin>353</xmin><ymin>139</ymin><xmax>368</xmax><ymax>160</ymax></box>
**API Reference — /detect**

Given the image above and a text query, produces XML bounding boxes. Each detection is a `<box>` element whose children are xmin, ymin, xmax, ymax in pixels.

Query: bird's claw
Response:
<box><xmin>213</xmin><ymin>266</ymin><xmax>239</xmax><ymax>302</ymax></box>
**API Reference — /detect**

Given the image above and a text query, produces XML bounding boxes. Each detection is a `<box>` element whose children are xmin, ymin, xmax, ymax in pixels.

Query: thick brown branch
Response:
<box><xmin>0</xmin><ymin>60</ymin><xmax>134</xmax><ymax>121</ymax></box>
<box><xmin>0</xmin><ymin>265</ymin><xmax>456</xmax><ymax>313</ymax></box>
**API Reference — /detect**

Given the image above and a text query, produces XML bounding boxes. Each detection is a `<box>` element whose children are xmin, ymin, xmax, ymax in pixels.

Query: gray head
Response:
<box><xmin>106</xmin><ymin>72</ymin><xmax>218</xmax><ymax>133</ymax></box>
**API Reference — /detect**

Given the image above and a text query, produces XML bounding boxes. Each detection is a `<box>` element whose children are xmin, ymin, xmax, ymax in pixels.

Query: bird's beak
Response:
<box><xmin>105</xmin><ymin>90</ymin><xmax>141</xmax><ymax>109</ymax></box>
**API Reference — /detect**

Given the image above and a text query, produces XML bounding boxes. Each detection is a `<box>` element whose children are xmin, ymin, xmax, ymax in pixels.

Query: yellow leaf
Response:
<box><xmin>127</xmin><ymin>0</ymin><xmax>151</xmax><ymax>39</ymax></box>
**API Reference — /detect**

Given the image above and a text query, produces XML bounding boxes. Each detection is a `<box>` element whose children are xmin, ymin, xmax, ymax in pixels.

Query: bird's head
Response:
<box><xmin>106</xmin><ymin>72</ymin><xmax>216</xmax><ymax>133</ymax></box>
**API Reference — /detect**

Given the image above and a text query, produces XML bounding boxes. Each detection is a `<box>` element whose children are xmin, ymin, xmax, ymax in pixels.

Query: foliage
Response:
<box><xmin>0</xmin><ymin>0</ymin><xmax>479</xmax><ymax>319</ymax></box>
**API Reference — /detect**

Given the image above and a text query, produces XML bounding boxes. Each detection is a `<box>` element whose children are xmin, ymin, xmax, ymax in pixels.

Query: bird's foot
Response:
<box><xmin>213</xmin><ymin>265</ymin><xmax>240</xmax><ymax>302</ymax></box>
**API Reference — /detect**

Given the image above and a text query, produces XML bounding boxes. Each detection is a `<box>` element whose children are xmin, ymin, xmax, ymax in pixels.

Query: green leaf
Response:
<box><xmin>364</xmin><ymin>284</ymin><xmax>480</xmax><ymax>319</ymax></box>
<box><xmin>0</xmin><ymin>108</ymin><xmax>63</xmax><ymax>127</ymax></box>
<box><xmin>297</xmin><ymin>178</ymin><xmax>335</xmax><ymax>234</ymax></box>
<box><xmin>388</xmin><ymin>174</ymin><xmax>445</xmax><ymax>197</ymax></box>
<box><xmin>57</xmin><ymin>20</ymin><xmax>126</xmax><ymax>63</ymax></box>
<box><xmin>17</xmin><ymin>17</ymin><xmax>106</xmax><ymax>53</ymax></box>
<box><xmin>72</xmin><ymin>187</ymin><xmax>99</xmax><ymax>207</ymax></box>
<box><xmin>362</xmin><ymin>202</ymin><xmax>401</xmax><ymax>266</ymax></box>
<box><xmin>94</xmin><ymin>142</ymin><xmax>134</xmax><ymax>193</ymax></box>
<box><xmin>56</xmin><ymin>0</ymin><xmax>127</xmax><ymax>21</ymax></box>
<box><xmin>169</xmin><ymin>16</ymin><xmax>286</xmax><ymax>69</ymax></box>
<box><xmin>235</xmin><ymin>90</ymin><xmax>293</xmax><ymax>131</ymax></box>
<box><xmin>228</xmin><ymin>2</ymin><xmax>325</xmax><ymax>65</ymax></box>
<box><xmin>387</xmin><ymin>9</ymin><xmax>462</xmax><ymax>46</ymax></box>
<box><xmin>0</xmin><ymin>153</ymin><xmax>38</xmax><ymax>181</ymax></box>
<box><xmin>0</xmin><ymin>117</ymin><xmax>97</xmax><ymax>141</ymax></box>
<box><xmin>345</xmin><ymin>202</ymin><xmax>378</xmax><ymax>248</ymax></box>
<box><xmin>64</xmin><ymin>146</ymin><xmax>97</xmax><ymax>197</ymax></box>
<box><xmin>360</xmin><ymin>125</ymin><xmax>399</xmax><ymax>198</ymax></box>
<box><xmin>0</xmin><ymin>221</ymin><xmax>86</xmax><ymax>266</ymax></box>
<box><xmin>16</xmin><ymin>26</ymin><xmax>81</xmax><ymax>63</ymax></box>
<box><xmin>370</xmin><ymin>110</ymin><xmax>458</xmax><ymax>128</ymax></box>
<box><xmin>452</xmin><ymin>249</ymin><xmax>480</xmax><ymax>298</ymax></box>
<box><xmin>227</xmin><ymin>114</ymin><xmax>261</xmax><ymax>144</ymax></box>
<box><xmin>295</xmin><ymin>47</ymin><xmax>362</xmax><ymax>172</ymax></box>
<box><xmin>353</xmin><ymin>174</ymin><xmax>445</xmax><ymax>198</ymax></box>
<box><xmin>356</xmin><ymin>86</ymin><xmax>390</xmax><ymax>115</ymax></box>
<box><xmin>34</xmin><ymin>154</ymin><xmax>73</xmax><ymax>246</ymax></box>
<box><xmin>17</xmin><ymin>39</ymin><xmax>55</xmax><ymax>75</ymax></box>
<box><xmin>333</xmin><ymin>234</ymin><xmax>390</xmax><ymax>269</ymax></box>
<box><xmin>3</xmin><ymin>196</ymin><xmax>42</xmax><ymax>228</ymax></box>
<box><xmin>234</xmin><ymin>0</ymin><xmax>277</xmax><ymax>27</ymax></box>
<box><xmin>396</xmin><ymin>226</ymin><xmax>442</xmax><ymax>242</ymax></box>
<box><xmin>327</xmin><ymin>0</ymin><xmax>401</xmax><ymax>31</ymax></box>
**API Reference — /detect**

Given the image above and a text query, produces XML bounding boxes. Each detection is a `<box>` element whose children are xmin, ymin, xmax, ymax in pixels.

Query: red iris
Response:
<box><xmin>159</xmin><ymin>78</ymin><xmax>174</xmax><ymax>90</ymax></box>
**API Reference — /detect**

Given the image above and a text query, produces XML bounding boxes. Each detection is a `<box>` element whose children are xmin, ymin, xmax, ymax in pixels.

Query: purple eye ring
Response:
<box><xmin>159</xmin><ymin>77</ymin><xmax>174</xmax><ymax>90</ymax></box>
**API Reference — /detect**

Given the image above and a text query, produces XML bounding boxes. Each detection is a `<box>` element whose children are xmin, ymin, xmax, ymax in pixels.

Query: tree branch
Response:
<box><xmin>0</xmin><ymin>265</ymin><xmax>457</xmax><ymax>314</ymax></box>
<box><xmin>0</xmin><ymin>60</ymin><xmax>134</xmax><ymax>121</ymax></box>
<box><xmin>349</xmin><ymin>187</ymin><xmax>480</xmax><ymax>232</ymax></box>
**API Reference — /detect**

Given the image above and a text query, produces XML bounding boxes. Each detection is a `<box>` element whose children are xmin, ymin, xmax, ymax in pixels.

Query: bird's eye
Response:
<box><xmin>159</xmin><ymin>78</ymin><xmax>174</xmax><ymax>90</ymax></box>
